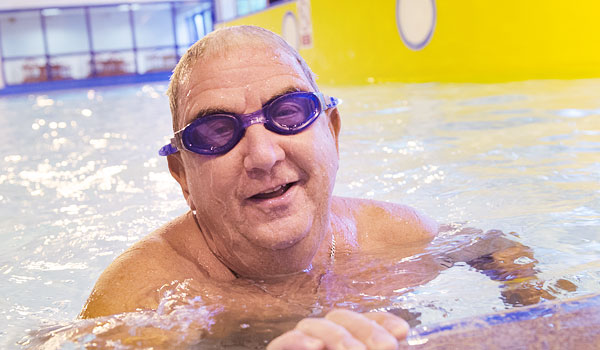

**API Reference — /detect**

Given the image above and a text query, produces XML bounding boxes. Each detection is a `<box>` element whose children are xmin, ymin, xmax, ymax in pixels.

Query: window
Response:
<box><xmin>44</xmin><ymin>8</ymin><xmax>89</xmax><ymax>55</ymax></box>
<box><xmin>89</xmin><ymin>5</ymin><xmax>134</xmax><ymax>52</ymax></box>
<box><xmin>237</xmin><ymin>0</ymin><xmax>267</xmax><ymax>16</ymax></box>
<box><xmin>0</xmin><ymin>1</ymin><xmax>214</xmax><ymax>89</ymax></box>
<box><xmin>0</xmin><ymin>11</ymin><xmax>45</xmax><ymax>57</ymax></box>
<box><xmin>133</xmin><ymin>3</ymin><xmax>175</xmax><ymax>49</ymax></box>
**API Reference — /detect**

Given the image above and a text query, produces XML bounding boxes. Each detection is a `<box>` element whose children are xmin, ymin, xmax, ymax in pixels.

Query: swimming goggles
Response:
<box><xmin>158</xmin><ymin>91</ymin><xmax>339</xmax><ymax>156</ymax></box>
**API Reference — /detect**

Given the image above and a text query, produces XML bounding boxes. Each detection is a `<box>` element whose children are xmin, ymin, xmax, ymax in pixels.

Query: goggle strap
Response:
<box><xmin>158</xmin><ymin>138</ymin><xmax>179</xmax><ymax>156</ymax></box>
<box><xmin>328</xmin><ymin>96</ymin><xmax>340</xmax><ymax>109</ymax></box>
<box><xmin>319</xmin><ymin>93</ymin><xmax>340</xmax><ymax>110</ymax></box>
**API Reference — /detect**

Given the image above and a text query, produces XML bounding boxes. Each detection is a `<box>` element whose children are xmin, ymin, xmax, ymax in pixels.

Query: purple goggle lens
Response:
<box><xmin>159</xmin><ymin>91</ymin><xmax>339</xmax><ymax>156</ymax></box>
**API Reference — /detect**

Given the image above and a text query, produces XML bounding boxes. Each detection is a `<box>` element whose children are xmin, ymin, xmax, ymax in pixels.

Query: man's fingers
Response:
<box><xmin>296</xmin><ymin>317</ymin><xmax>366</xmax><ymax>350</ymax></box>
<box><xmin>362</xmin><ymin>312</ymin><xmax>409</xmax><ymax>340</ymax></box>
<box><xmin>325</xmin><ymin>309</ymin><xmax>398</xmax><ymax>350</ymax></box>
<box><xmin>267</xmin><ymin>329</ymin><xmax>325</xmax><ymax>350</ymax></box>
<box><xmin>268</xmin><ymin>311</ymin><xmax>408</xmax><ymax>350</ymax></box>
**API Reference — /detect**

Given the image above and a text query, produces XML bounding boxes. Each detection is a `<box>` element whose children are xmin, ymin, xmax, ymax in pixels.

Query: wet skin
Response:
<box><xmin>80</xmin><ymin>43</ymin><xmax>438</xmax><ymax>348</ymax></box>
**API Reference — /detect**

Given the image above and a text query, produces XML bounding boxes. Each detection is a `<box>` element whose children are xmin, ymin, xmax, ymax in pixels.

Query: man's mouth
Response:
<box><xmin>249</xmin><ymin>182</ymin><xmax>296</xmax><ymax>200</ymax></box>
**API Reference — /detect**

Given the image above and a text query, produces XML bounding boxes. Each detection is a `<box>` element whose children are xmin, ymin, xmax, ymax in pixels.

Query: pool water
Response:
<box><xmin>0</xmin><ymin>79</ymin><xmax>599</xmax><ymax>348</ymax></box>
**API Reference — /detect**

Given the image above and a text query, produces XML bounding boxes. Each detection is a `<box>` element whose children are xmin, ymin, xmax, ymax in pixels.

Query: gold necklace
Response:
<box><xmin>329</xmin><ymin>233</ymin><xmax>336</xmax><ymax>262</ymax></box>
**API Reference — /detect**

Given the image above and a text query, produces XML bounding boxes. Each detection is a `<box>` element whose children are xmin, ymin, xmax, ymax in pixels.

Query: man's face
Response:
<box><xmin>170</xmin><ymin>43</ymin><xmax>340</xmax><ymax>277</ymax></box>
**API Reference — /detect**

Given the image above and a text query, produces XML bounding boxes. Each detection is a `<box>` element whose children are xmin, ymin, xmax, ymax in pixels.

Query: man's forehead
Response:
<box><xmin>190</xmin><ymin>44</ymin><xmax>303</xmax><ymax>84</ymax></box>
<box><xmin>177</xmin><ymin>45</ymin><xmax>311</xmax><ymax>125</ymax></box>
<box><xmin>179</xmin><ymin>79</ymin><xmax>310</xmax><ymax>127</ymax></box>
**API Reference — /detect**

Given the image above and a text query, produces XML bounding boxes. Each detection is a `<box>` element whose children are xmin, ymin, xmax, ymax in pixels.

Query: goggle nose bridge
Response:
<box><xmin>240</xmin><ymin>109</ymin><xmax>268</xmax><ymax>129</ymax></box>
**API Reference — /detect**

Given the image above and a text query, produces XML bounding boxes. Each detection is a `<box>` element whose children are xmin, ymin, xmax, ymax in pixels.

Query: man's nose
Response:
<box><xmin>242</xmin><ymin>124</ymin><xmax>285</xmax><ymax>175</ymax></box>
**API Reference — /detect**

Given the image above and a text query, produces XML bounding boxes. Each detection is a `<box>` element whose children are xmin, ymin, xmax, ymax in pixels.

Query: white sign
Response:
<box><xmin>282</xmin><ymin>11</ymin><xmax>300</xmax><ymax>50</ymax></box>
<box><xmin>396</xmin><ymin>0</ymin><xmax>436</xmax><ymax>50</ymax></box>
<box><xmin>296</xmin><ymin>0</ymin><xmax>313</xmax><ymax>49</ymax></box>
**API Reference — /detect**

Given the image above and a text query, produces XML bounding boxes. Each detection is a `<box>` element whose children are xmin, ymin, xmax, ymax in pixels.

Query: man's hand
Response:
<box><xmin>267</xmin><ymin>309</ymin><xmax>408</xmax><ymax>350</ymax></box>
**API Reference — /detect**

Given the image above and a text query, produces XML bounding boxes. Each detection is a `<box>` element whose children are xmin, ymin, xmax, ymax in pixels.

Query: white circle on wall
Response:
<box><xmin>282</xmin><ymin>11</ymin><xmax>300</xmax><ymax>51</ymax></box>
<box><xmin>396</xmin><ymin>0</ymin><xmax>436</xmax><ymax>50</ymax></box>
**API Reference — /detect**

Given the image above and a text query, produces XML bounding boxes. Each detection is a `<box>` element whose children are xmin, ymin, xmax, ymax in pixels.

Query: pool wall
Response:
<box><xmin>217</xmin><ymin>0</ymin><xmax>600</xmax><ymax>84</ymax></box>
<box><xmin>400</xmin><ymin>292</ymin><xmax>600</xmax><ymax>349</ymax></box>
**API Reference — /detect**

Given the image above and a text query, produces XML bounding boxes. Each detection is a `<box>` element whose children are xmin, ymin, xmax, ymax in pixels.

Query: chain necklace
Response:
<box><xmin>329</xmin><ymin>232</ymin><xmax>336</xmax><ymax>262</ymax></box>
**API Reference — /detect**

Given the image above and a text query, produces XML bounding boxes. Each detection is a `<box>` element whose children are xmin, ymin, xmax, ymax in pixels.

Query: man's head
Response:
<box><xmin>165</xmin><ymin>25</ymin><xmax>341</xmax><ymax>278</ymax></box>
<box><xmin>167</xmin><ymin>25</ymin><xmax>319</xmax><ymax>133</ymax></box>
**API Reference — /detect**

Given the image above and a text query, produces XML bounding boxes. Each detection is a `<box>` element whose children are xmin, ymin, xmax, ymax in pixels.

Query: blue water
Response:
<box><xmin>1</xmin><ymin>80</ymin><xmax>599</xmax><ymax>348</ymax></box>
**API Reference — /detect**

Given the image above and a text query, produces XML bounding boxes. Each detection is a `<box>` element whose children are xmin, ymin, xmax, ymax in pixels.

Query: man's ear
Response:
<box><xmin>167</xmin><ymin>153</ymin><xmax>195</xmax><ymax>210</ymax></box>
<box><xmin>327</xmin><ymin>108</ymin><xmax>341</xmax><ymax>155</ymax></box>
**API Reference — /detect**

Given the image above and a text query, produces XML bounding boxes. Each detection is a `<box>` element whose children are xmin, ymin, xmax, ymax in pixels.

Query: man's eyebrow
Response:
<box><xmin>264</xmin><ymin>86</ymin><xmax>302</xmax><ymax>105</ymax></box>
<box><xmin>193</xmin><ymin>107</ymin><xmax>234</xmax><ymax>120</ymax></box>
<box><xmin>189</xmin><ymin>86</ymin><xmax>304</xmax><ymax>123</ymax></box>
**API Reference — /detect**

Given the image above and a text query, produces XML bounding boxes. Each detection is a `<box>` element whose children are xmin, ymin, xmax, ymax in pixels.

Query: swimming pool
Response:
<box><xmin>1</xmin><ymin>79</ymin><xmax>599</xmax><ymax>348</ymax></box>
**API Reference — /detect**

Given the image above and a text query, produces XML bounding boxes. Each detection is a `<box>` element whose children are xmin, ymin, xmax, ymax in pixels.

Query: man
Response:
<box><xmin>80</xmin><ymin>26</ymin><xmax>537</xmax><ymax>349</ymax></box>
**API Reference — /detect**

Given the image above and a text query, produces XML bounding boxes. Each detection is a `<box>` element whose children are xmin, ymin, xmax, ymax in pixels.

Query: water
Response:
<box><xmin>0</xmin><ymin>80</ymin><xmax>599</xmax><ymax>348</ymax></box>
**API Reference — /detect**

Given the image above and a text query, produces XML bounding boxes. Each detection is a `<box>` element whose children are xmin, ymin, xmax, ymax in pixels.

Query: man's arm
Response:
<box><xmin>438</xmin><ymin>227</ymin><xmax>578</xmax><ymax>306</ymax></box>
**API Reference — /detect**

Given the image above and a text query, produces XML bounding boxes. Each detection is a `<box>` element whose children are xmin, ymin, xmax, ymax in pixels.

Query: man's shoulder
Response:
<box><xmin>331</xmin><ymin>196</ymin><xmax>438</xmax><ymax>247</ymax></box>
<box><xmin>80</xmin><ymin>213</ymin><xmax>209</xmax><ymax>318</ymax></box>
<box><xmin>105</xmin><ymin>212</ymin><xmax>201</xmax><ymax>275</ymax></box>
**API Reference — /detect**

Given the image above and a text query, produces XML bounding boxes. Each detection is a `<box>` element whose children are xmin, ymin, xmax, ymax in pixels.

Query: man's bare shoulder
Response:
<box><xmin>80</xmin><ymin>212</ymin><xmax>211</xmax><ymax>319</ymax></box>
<box><xmin>331</xmin><ymin>196</ymin><xmax>439</xmax><ymax>247</ymax></box>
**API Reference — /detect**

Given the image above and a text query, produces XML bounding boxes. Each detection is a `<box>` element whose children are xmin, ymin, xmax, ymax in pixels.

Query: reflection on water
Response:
<box><xmin>1</xmin><ymin>80</ymin><xmax>599</xmax><ymax>348</ymax></box>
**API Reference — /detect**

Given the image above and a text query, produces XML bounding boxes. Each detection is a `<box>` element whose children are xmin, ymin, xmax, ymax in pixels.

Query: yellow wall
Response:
<box><xmin>218</xmin><ymin>0</ymin><xmax>600</xmax><ymax>84</ymax></box>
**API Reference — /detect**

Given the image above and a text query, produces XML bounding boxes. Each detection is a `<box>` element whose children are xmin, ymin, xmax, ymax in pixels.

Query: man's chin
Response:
<box><xmin>241</xmin><ymin>224</ymin><xmax>310</xmax><ymax>251</ymax></box>
<box><xmin>239</xmin><ymin>205</ymin><xmax>316</xmax><ymax>249</ymax></box>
